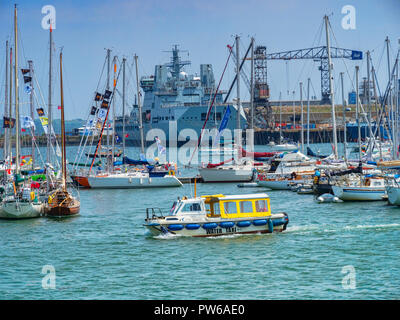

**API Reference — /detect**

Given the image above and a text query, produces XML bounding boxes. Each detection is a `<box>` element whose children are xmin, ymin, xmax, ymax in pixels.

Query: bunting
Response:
<box><xmin>94</xmin><ymin>92</ymin><xmax>103</xmax><ymax>101</ymax></box>
<box><xmin>23</xmin><ymin>76</ymin><xmax>32</xmax><ymax>83</ymax></box>
<box><xmin>3</xmin><ymin>117</ymin><xmax>15</xmax><ymax>128</ymax></box>
<box><xmin>103</xmin><ymin>90</ymin><xmax>112</xmax><ymax>99</ymax></box>
<box><xmin>90</xmin><ymin>106</ymin><xmax>98</xmax><ymax>115</ymax></box>
<box><xmin>101</xmin><ymin>100</ymin><xmax>109</xmax><ymax>109</ymax></box>
<box><xmin>36</xmin><ymin>108</ymin><xmax>45</xmax><ymax>116</ymax></box>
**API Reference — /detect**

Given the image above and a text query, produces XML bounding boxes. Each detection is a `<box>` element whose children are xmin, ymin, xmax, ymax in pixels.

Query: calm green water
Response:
<box><xmin>1</xmin><ymin>144</ymin><xmax>399</xmax><ymax>299</ymax></box>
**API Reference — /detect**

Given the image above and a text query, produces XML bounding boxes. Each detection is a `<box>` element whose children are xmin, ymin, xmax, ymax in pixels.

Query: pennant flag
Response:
<box><xmin>21</xmin><ymin>68</ymin><xmax>30</xmax><ymax>74</ymax></box>
<box><xmin>58</xmin><ymin>105</ymin><xmax>61</xmax><ymax>110</ymax></box>
<box><xmin>21</xmin><ymin>116</ymin><xmax>35</xmax><ymax>130</ymax></box>
<box><xmin>115</xmin><ymin>134</ymin><xmax>121</xmax><ymax>144</ymax></box>
<box><xmin>90</xmin><ymin>106</ymin><xmax>97</xmax><ymax>115</ymax></box>
<box><xmin>21</xmin><ymin>128</ymin><xmax>26</xmax><ymax>132</ymax></box>
<box><xmin>25</xmin><ymin>85</ymin><xmax>32</xmax><ymax>94</ymax></box>
<box><xmin>23</xmin><ymin>76</ymin><xmax>32</xmax><ymax>83</ymax></box>
<box><xmin>101</xmin><ymin>100</ymin><xmax>109</xmax><ymax>109</ymax></box>
<box><xmin>39</xmin><ymin>116</ymin><xmax>49</xmax><ymax>126</ymax></box>
<box><xmin>36</xmin><ymin>108</ymin><xmax>45</xmax><ymax>116</ymax></box>
<box><xmin>94</xmin><ymin>92</ymin><xmax>103</xmax><ymax>101</ymax></box>
<box><xmin>98</xmin><ymin>109</ymin><xmax>106</xmax><ymax>119</ymax></box>
<box><xmin>103</xmin><ymin>90</ymin><xmax>112</xmax><ymax>99</ymax></box>
<box><xmin>213</xmin><ymin>106</ymin><xmax>231</xmax><ymax>147</ymax></box>
<box><xmin>155</xmin><ymin>136</ymin><xmax>166</xmax><ymax>155</ymax></box>
<box><xmin>125</xmin><ymin>133</ymin><xmax>129</xmax><ymax>138</ymax></box>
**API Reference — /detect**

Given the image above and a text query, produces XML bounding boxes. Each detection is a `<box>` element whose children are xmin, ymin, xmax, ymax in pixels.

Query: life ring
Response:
<box><xmin>168</xmin><ymin>169</ymin><xmax>175</xmax><ymax>176</ymax></box>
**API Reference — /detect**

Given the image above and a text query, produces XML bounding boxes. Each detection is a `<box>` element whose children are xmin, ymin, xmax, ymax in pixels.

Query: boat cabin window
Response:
<box><xmin>255</xmin><ymin>200</ymin><xmax>268</xmax><ymax>212</ymax></box>
<box><xmin>239</xmin><ymin>201</ymin><xmax>253</xmax><ymax>213</ymax></box>
<box><xmin>181</xmin><ymin>202</ymin><xmax>202</xmax><ymax>213</ymax></box>
<box><xmin>223</xmin><ymin>201</ymin><xmax>237</xmax><ymax>214</ymax></box>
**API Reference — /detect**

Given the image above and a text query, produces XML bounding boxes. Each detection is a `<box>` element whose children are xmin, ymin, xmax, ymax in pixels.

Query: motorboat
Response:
<box><xmin>144</xmin><ymin>193</ymin><xmax>289</xmax><ymax>237</ymax></box>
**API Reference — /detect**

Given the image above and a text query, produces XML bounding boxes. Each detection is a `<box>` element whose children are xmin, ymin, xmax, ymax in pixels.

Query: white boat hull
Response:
<box><xmin>332</xmin><ymin>186</ymin><xmax>386</xmax><ymax>201</ymax></box>
<box><xmin>386</xmin><ymin>186</ymin><xmax>400</xmax><ymax>205</ymax></box>
<box><xmin>0</xmin><ymin>201</ymin><xmax>43</xmax><ymax>219</ymax></box>
<box><xmin>145</xmin><ymin>213</ymin><xmax>289</xmax><ymax>237</ymax></box>
<box><xmin>199</xmin><ymin>167</ymin><xmax>254</xmax><ymax>183</ymax></box>
<box><xmin>86</xmin><ymin>174</ymin><xmax>183</xmax><ymax>189</ymax></box>
<box><xmin>273</xmin><ymin>144</ymin><xmax>298</xmax><ymax>151</ymax></box>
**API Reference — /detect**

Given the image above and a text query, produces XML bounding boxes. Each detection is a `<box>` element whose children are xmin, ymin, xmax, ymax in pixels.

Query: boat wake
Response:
<box><xmin>286</xmin><ymin>223</ymin><xmax>400</xmax><ymax>235</ymax></box>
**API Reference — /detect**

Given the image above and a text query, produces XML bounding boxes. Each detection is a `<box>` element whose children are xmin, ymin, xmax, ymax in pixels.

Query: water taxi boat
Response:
<box><xmin>144</xmin><ymin>193</ymin><xmax>288</xmax><ymax>237</ymax></box>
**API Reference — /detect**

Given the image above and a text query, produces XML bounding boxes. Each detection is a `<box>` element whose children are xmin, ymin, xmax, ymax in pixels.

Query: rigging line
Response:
<box><xmin>73</xmin><ymin>54</ymin><xmax>108</xmax><ymax>169</ymax></box>
<box><xmin>188</xmin><ymin>43</ymin><xmax>234</xmax><ymax>166</ymax></box>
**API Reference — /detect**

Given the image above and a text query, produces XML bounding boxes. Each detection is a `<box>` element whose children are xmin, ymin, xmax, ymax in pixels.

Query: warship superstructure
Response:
<box><xmin>115</xmin><ymin>46</ymin><xmax>246</xmax><ymax>145</ymax></box>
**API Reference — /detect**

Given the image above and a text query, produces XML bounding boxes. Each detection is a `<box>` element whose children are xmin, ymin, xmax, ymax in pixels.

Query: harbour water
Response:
<box><xmin>1</xmin><ymin>144</ymin><xmax>399</xmax><ymax>299</ymax></box>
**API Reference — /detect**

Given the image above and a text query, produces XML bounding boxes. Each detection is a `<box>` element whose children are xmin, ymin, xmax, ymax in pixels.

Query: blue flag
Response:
<box><xmin>213</xmin><ymin>106</ymin><xmax>231</xmax><ymax>146</ymax></box>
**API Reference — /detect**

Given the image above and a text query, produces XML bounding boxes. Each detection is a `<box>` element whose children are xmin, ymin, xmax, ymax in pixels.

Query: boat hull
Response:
<box><xmin>199</xmin><ymin>167</ymin><xmax>254</xmax><ymax>183</ymax></box>
<box><xmin>46</xmin><ymin>203</ymin><xmax>80</xmax><ymax>218</ymax></box>
<box><xmin>386</xmin><ymin>186</ymin><xmax>400</xmax><ymax>205</ymax></box>
<box><xmin>332</xmin><ymin>186</ymin><xmax>386</xmax><ymax>201</ymax></box>
<box><xmin>0</xmin><ymin>201</ymin><xmax>43</xmax><ymax>219</ymax></box>
<box><xmin>145</xmin><ymin>213</ymin><xmax>289</xmax><ymax>237</ymax></box>
<box><xmin>83</xmin><ymin>174</ymin><xmax>183</xmax><ymax>189</ymax></box>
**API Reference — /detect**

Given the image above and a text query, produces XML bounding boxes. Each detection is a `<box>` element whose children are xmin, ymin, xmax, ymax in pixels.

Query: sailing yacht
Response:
<box><xmin>45</xmin><ymin>52</ymin><xmax>80</xmax><ymax>217</ymax></box>
<box><xmin>0</xmin><ymin>5</ymin><xmax>44</xmax><ymax>219</ymax></box>
<box><xmin>71</xmin><ymin>54</ymin><xmax>183</xmax><ymax>189</ymax></box>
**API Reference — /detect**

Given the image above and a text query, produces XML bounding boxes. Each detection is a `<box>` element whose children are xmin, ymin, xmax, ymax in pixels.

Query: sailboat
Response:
<box><xmin>0</xmin><ymin>5</ymin><xmax>44</xmax><ymax>219</ymax></box>
<box><xmin>70</xmin><ymin>54</ymin><xmax>182</xmax><ymax>189</ymax></box>
<box><xmin>198</xmin><ymin>36</ymin><xmax>258</xmax><ymax>183</ymax></box>
<box><xmin>45</xmin><ymin>52</ymin><xmax>80</xmax><ymax>217</ymax></box>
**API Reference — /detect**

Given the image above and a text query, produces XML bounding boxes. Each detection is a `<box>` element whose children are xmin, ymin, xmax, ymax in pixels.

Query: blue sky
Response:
<box><xmin>0</xmin><ymin>0</ymin><xmax>399</xmax><ymax>120</ymax></box>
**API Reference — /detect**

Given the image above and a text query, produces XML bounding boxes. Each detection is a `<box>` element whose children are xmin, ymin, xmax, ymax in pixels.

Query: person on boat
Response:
<box><xmin>290</xmin><ymin>172</ymin><xmax>297</xmax><ymax>180</ymax></box>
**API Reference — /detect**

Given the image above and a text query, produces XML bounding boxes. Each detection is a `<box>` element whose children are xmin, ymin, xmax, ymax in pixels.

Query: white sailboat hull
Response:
<box><xmin>86</xmin><ymin>174</ymin><xmax>183</xmax><ymax>189</ymax></box>
<box><xmin>332</xmin><ymin>186</ymin><xmax>386</xmax><ymax>201</ymax></box>
<box><xmin>386</xmin><ymin>186</ymin><xmax>400</xmax><ymax>205</ymax></box>
<box><xmin>273</xmin><ymin>144</ymin><xmax>298</xmax><ymax>151</ymax></box>
<box><xmin>199</xmin><ymin>167</ymin><xmax>254</xmax><ymax>183</ymax></box>
<box><xmin>0</xmin><ymin>201</ymin><xmax>43</xmax><ymax>219</ymax></box>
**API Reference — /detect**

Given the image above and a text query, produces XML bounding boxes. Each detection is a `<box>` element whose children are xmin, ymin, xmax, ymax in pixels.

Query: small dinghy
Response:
<box><xmin>297</xmin><ymin>184</ymin><xmax>314</xmax><ymax>194</ymax></box>
<box><xmin>316</xmin><ymin>193</ymin><xmax>342</xmax><ymax>203</ymax></box>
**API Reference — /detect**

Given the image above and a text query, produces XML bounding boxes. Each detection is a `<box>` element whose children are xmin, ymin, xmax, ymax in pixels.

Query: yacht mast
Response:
<box><xmin>3</xmin><ymin>41</ymin><xmax>9</xmax><ymax>159</ymax></box>
<box><xmin>14</xmin><ymin>4</ymin><xmax>20</xmax><ymax>173</ymax></box>
<box><xmin>300</xmin><ymin>81</ymin><xmax>304</xmax><ymax>152</ymax></box>
<box><xmin>356</xmin><ymin>66</ymin><xmax>362</xmax><ymax>161</ymax></box>
<box><xmin>235</xmin><ymin>35</ymin><xmax>241</xmax><ymax>131</ymax></box>
<box><xmin>135</xmin><ymin>54</ymin><xmax>145</xmax><ymax>154</ymax></box>
<box><xmin>28</xmin><ymin>60</ymin><xmax>35</xmax><ymax>167</ymax></box>
<box><xmin>8</xmin><ymin>47</ymin><xmax>12</xmax><ymax>163</ymax></box>
<box><xmin>307</xmin><ymin>78</ymin><xmax>310</xmax><ymax>148</ymax></box>
<box><xmin>340</xmin><ymin>72</ymin><xmax>347</xmax><ymax>162</ymax></box>
<box><xmin>325</xmin><ymin>15</ymin><xmax>338</xmax><ymax>158</ymax></box>
<box><xmin>59</xmin><ymin>52</ymin><xmax>67</xmax><ymax>191</ymax></box>
<box><xmin>122</xmin><ymin>57</ymin><xmax>126</xmax><ymax>159</ymax></box>
<box><xmin>250</xmin><ymin>37</ymin><xmax>255</xmax><ymax>130</ymax></box>
<box><xmin>47</xmin><ymin>23</ymin><xmax>53</xmax><ymax>165</ymax></box>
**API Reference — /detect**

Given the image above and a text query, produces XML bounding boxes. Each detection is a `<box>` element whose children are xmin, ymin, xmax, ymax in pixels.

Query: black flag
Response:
<box><xmin>103</xmin><ymin>90</ymin><xmax>112</xmax><ymax>99</ymax></box>
<box><xmin>23</xmin><ymin>76</ymin><xmax>32</xmax><ymax>83</ymax></box>
<box><xmin>90</xmin><ymin>106</ymin><xmax>98</xmax><ymax>115</ymax></box>
<box><xmin>36</xmin><ymin>108</ymin><xmax>45</xmax><ymax>116</ymax></box>
<box><xmin>21</xmin><ymin>68</ymin><xmax>30</xmax><ymax>74</ymax></box>
<box><xmin>94</xmin><ymin>92</ymin><xmax>103</xmax><ymax>101</ymax></box>
<box><xmin>3</xmin><ymin>117</ymin><xmax>15</xmax><ymax>128</ymax></box>
<box><xmin>101</xmin><ymin>100</ymin><xmax>109</xmax><ymax>109</ymax></box>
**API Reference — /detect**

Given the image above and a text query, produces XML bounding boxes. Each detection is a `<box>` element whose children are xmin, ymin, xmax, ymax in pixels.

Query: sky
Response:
<box><xmin>0</xmin><ymin>0</ymin><xmax>399</xmax><ymax>120</ymax></box>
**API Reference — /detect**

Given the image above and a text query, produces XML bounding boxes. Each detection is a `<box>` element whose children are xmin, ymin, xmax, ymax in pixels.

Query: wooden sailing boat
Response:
<box><xmin>45</xmin><ymin>52</ymin><xmax>80</xmax><ymax>217</ymax></box>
